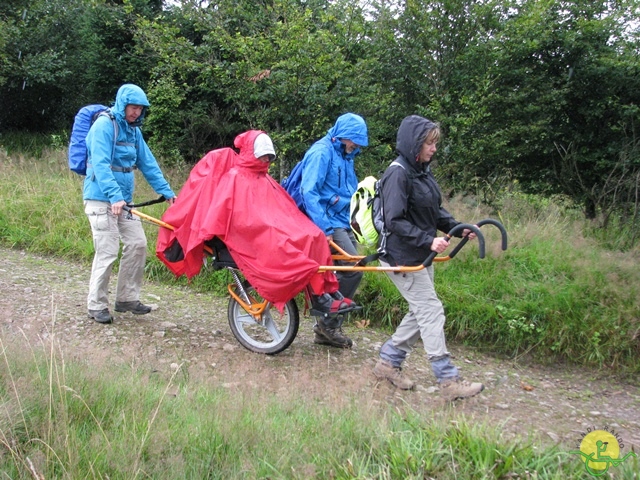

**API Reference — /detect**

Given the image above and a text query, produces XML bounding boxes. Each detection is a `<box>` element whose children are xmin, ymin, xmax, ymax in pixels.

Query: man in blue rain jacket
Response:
<box><xmin>83</xmin><ymin>83</ymin><xmax>175</xmax><ymax>324</ymax></box>
<box><xmin>284</xmin><ymin>113</ymin><xmax>368</xmax><ymax>348</ymax></box>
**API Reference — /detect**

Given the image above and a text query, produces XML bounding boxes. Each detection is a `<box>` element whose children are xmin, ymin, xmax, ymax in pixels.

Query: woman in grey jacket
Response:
<box><xmin>372</xmin><ymin>115</ymin><xmax>484</xmax><ymax>401</ymax></box>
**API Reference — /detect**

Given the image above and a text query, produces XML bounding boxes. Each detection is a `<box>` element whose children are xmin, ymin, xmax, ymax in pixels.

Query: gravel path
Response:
<box><xmin>1</xmin><ymin>247</ymin><xmax>639</xmax><ymax>452</ymax></box>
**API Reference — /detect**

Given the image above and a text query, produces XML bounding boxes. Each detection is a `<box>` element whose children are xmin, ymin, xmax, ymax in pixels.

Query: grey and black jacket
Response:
<box><xmin>379</xmin><ymin>115</ymin><xmax>460</xmax><ymax>266</ymax></box>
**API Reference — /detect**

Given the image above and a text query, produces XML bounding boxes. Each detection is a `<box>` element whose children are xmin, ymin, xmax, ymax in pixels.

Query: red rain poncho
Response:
<box><xmin>156</xmin><ymin>130</ymin><xmax>339</xmax><ymax>310</ymax></box>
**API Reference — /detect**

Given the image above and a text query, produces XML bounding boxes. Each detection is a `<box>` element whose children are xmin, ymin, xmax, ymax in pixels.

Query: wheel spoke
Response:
<box><xmin>236</xmin><ymin>311</ymin><xmax>258</xmax><ymax>325</ymax></box>
<box><xmin>262</xmin><ymin>312</ymin><xmax>283</xmax><ymax>342</ymax></box>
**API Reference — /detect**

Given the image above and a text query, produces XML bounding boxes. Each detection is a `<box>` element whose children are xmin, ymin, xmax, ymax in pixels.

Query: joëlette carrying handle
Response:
<box><xmin>122</xmin><ymin>199</ymin><xmax>217</xmax><ymax>256</ymax></box>
<box><xmin>121</xmin><ymin>201</ymin><xmax>508</xmax><ymax>273</ymax></box>
<box><xmin>123</xmin><ymin>197</ymin><xmax>175</xmax><ymax>231</ymax></box>
<box><xmin>422</xmin><ymin>219</ymin><xmax>508</xmax><ymax>267</ymax></box>
<box><xmin>128</xmin><ymin>195</ymin><xmax>167</xmax><ymax>208</ymax></box>
<box><xmin>423</xmin><ymin>223</ymin><xmax>483</xmax><ymax>268</ymax></box>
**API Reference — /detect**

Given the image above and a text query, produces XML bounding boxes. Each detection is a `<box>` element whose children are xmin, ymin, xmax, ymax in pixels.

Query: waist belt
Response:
<box><xmin>111</xmin><ymin>165</ymin><xmax>138</xmax><ymax>173</ymax></box>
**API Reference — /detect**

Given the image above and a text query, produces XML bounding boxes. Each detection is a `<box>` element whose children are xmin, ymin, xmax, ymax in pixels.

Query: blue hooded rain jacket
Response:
<box><xmin>83</xmin><ymin>84</ymin><xmax>175</xmax><ymax>204</ymax></box>
<box><xmin>295</xmin><ymin>113</ymin><xmax>368</xmax><ymax>235</ymax></box>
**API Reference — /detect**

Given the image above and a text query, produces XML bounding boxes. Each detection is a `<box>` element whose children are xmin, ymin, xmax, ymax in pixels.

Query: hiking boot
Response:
<box><xmin>372</xmin><ymin>359</ymin><xmax>414</xmax><ymax>390</ymax></box>
<box><xmin>313</xmin><ymin>323</ymin><xmax>353</xmax><ymax>348</ymax></box>
<box><xmin>439</xmin><ymin>377</ymin><xmax>485</xmax><ymax>401</ymax></box>
<box><xmin>88</xmin><ymin>308</ymin><xmax>113</xmax><ymax>324</ymax></box>
<box><xmin>115</xmin><ymin>301</ymin><xmax>152</xmax><ymax>315</ymax></box>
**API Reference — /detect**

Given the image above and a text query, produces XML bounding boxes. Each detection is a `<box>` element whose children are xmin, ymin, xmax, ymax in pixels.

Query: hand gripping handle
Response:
<box><xmin>422</xmin><ymin>223</ymin><xmax>484</xmax><ymax>267</ymax></box>
<box><xmin>421</xmin><ymin>218</ymin><xmax>508</xmax><ymax>267</ymax></box>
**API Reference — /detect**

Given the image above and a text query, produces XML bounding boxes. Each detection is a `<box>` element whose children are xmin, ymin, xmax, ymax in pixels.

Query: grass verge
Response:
<box><xmin>0</xmin><ymin>324</ymin><xmax>598</xmax><ymax>479</ymax></box>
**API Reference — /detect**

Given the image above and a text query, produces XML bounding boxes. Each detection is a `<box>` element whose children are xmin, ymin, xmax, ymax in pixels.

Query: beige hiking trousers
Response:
<box><xmin>380</xmin><ymin>260</ymin><xmax>451</xmax><ymax>359</ymax></box>
<box><xmin>84</xmin><ymin>200</ymin><xmax>147</xmax><ymax>311</ymax></box>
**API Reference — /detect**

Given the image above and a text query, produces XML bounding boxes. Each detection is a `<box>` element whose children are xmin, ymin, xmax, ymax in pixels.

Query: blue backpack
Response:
<box><xmin>68</xmin><ymin>104</ymin><xmax>118</xmax><ymax>175</ymax></box>
<box><xmin>281</xmin><ymin>160</ymin><xmax>306</xmax><ymax>213</ymax></box>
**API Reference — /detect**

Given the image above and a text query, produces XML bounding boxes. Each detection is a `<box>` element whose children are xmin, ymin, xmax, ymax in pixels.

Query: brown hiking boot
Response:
<box><xmin>372</xmin><ymin>359</ymin><xmax>414</xmax><ymax>390</ymax></box>
<box><xmin>313</xmin><ymin>323</ymin><xmax>353</xmax><ymax>348</ymax></box>
<box><xmin>439</xmin><ymin>377</ymin><xmax>484</xmax><ymax>401</ymax></box>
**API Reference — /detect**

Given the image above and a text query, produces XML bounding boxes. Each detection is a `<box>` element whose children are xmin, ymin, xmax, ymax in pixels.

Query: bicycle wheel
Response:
<box><xmin>227</xmin><ymin>282</ymin><xmax>299</xmax><ymax>354</ymax></box>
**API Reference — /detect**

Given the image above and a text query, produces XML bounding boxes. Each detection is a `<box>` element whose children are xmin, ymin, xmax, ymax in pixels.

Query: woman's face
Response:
<box><xmin>418</xmin><ymin>136</ymin><xmax>438</xmax><ymax>163</ymax></box>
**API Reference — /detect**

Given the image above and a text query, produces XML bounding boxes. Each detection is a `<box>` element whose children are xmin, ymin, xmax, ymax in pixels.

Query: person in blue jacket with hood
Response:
<box><xmin>83</xmin><ymin>83</ymin><xmax>175</xmax><ymax>324</ymax></box>
<box><xmin>284</xmin><ymin>113</ymin><xmax>368</xmax><ymax>348</ymax></box>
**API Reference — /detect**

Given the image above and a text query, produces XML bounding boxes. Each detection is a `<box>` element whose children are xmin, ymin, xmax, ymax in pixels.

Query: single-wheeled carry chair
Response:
<box><xmin>124</xmin><ymin>198</ymin><xmax>508</xmax><ymax>355</ymax></box>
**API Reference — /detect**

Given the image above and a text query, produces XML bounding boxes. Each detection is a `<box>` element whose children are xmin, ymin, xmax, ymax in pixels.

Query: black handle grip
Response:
<box><xmin>128</xmin><ymin>195</ymin><xmax>167</xmax><ymax>208</ymax></box>
<box><xmin>475</xmin><ymin>218</ymin><xmax>508</xmax><ymax>251</ymax></box>
<box><xmin>422</xmin><ymin>223</ymin><xmax>485</xmax><ymax>267</ymax></box>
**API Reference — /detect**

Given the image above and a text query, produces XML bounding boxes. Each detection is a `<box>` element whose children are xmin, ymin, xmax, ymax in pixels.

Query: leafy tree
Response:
<box><xmin>2</xmin><ymin>0</ymin><xmax>638</xmax><ymax>243</ymax></box>
<box><xmin>0</xmin><ymin>0</ymin><xmax>82</xmax><ymax>131</ymax></box>
<box><xmin>482</xmin><ymin>0</ymin><xmax>640</xmax><ymax>219</ymax></box>
<box><xmin>137</xmin><ymin>0</ymin><xmax>390</xmax><ymax>175</ymax></box>
<box><xmin>0</xmin><ymin>0</ymin><xmax>167</xmax><ymax>132</ymax></box>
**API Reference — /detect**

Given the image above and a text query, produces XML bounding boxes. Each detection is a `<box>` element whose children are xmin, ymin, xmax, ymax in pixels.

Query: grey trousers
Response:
<box><xmin>378</xmin><ymin>260</ymin><xmax>458</xmax><ymax>381</ymax></box>
<box><xmin>331</xmin><ymin>228</ymin><xmax>363</xmax><ymax>300</ymax></box>
<box><xmin>85</xmin><ymin>200</ymin><xmax>147</xmax><ymax>311</ymax></box>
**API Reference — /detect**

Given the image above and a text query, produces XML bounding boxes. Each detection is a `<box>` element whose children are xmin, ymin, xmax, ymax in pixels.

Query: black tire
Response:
<box><xmin>227</xmin><ymin>281</ymin><xmax>299</xmax><ymax>354</ymax></box>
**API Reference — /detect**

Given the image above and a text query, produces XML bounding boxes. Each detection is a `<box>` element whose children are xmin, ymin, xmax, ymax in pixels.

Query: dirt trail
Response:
<box><xmin>1</xmin><ymin>247</ymin><xmax>639</xmax><ymax>452</ymax></box>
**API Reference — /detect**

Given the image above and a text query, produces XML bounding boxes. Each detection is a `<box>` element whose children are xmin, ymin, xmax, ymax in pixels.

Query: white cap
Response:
<box><xmin>254</xmin><ymin>133</ymin><xmax>276</xmax><ymax>159</ymax></box>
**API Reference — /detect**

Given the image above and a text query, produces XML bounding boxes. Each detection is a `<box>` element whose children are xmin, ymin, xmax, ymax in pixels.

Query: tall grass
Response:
<box><xmin>0</xmin><ymin>328</ymin><xmax>594</xmax><ymax>479</ymax></box>
<box><xmin>0</xmin><ymin>131</ymin><xmax>66</xmax><ymax>158</ymax></box>
<box><xmin>1</xmin><ymin>149</ymin><xmax>639</xmax><ymax>371</ymax></box>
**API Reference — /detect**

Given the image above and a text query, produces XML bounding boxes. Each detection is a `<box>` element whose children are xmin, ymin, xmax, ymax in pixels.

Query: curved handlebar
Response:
<box><xmin>421</xmin><ymin>219</ymin><xmax>508</xmax><ymax>268</ymax></box>
<box><xmin>122</xmin><ymin>196</ymin><xmax>167</xmax><ymax>215</ymax></box>
<box><xmin>423</xmin><ymin>223</ymin><xmax>485</xmax><ymax>267</ymax></box>
<box><xmin>476</xmin><ymin>218</ymin><xmax>508</xmax><ymax>251</ymax></box>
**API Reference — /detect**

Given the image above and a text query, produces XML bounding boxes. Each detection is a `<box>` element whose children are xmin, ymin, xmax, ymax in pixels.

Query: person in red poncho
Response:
<box><xmin>156</xmin><ymin>130</ymin><xmax>356</xmax><ymax>348</ymax></box>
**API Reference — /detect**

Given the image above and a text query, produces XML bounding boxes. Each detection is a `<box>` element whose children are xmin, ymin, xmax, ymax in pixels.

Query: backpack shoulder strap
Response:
<box><xmin>98</xmin><ymin>111</ymin><xmax>137</xmax><ymax>174</ymax></box>
<box><xmin>375</xmin><ymin>159</ymin><xmax>410</xmax><ymax>259</ymax></box>
<box><xmin>95</xmin><ymin>110</ymin><xmax>118</xmax><ymax>162</ymax></box>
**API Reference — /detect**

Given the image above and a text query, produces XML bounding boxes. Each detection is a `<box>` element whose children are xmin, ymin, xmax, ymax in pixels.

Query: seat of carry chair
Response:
<box><xmin>162</xmin><ymin>236</ymin><xmax>238</xmax><ymax>270</ymax></box>
<box><xmin>205</xmin><ymin>236</ymin><xmax>238</xmax><ymax>270</ymax></box>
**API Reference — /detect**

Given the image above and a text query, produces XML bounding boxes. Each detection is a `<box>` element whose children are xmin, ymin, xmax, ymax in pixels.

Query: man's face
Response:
<box><xmin>340</xmin><ymin>139</ymin><xmax>360</xmax><ymax>154</ymax></box>
<box><xmin>125</xmin><ymin>104</ymin><xmax>144</xmax><ymax>124</ymax></box>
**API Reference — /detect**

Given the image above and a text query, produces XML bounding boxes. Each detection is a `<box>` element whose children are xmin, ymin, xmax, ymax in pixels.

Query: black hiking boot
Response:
<box><xmin>115</xmin><ymin>301</ymin><xmax>152</xmax><ymax>315</ymax></box>
<box><xmin>88</xmin><ymin>308</ymin><xmax>114</xmax><ymax>324</ymax></box>
<box><xmin>313</xmin><ymin>322</ymin><xmax>353</xmax><ymax>348</ymax></box>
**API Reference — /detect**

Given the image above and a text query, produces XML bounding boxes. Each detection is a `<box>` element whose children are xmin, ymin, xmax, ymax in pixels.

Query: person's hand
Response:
<box><xmin>430</xmin><ymin>237</ymin><xmax>450</xmax><ymax>253</ymax></box>
<box><xmin>462</xmin><ymin>227</ymin><xmax>477</xmax><ymax>240</ymax></box>
<box><xmin>111</xmin><ymin>200</ymin><xmax>127</xmax><ymax>215</ymax></box>
<box><xmin>167</xmin><ymin>196</ymin><xmax>176</xmax><ymax>206</ymax></box>
<box><xmin>326</xmin><ymin>234</ymin><xmax>334</xmax><ymax>244</ymax></box>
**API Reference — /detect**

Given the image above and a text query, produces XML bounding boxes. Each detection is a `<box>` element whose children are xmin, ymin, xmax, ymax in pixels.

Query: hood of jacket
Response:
<box><xmin>395</xmin><ymin>115</ymin><xmax>437</xmax><ymax>169</ymax></box>
<box><xmin>234</xmin><ymin>130</ymin><xmax>270</xmax><ymax>174</ymax></box>
<box><xmin>113</xmin><ymin>84</ymin><xmax>151</xmax><ymax>128</ymax></box>
<box><xmin>327</xmin><ymin>113</ymin><xmax>369</xmax><ymax>161</ymax></box>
